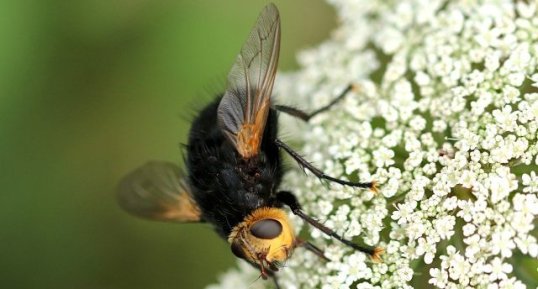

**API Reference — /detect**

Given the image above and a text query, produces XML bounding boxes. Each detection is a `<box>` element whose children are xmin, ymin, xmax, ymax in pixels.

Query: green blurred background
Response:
<box><xmin>0</xmin><ymin>1</ymin><xmax>334</xmax><ymax>289</ymax></box>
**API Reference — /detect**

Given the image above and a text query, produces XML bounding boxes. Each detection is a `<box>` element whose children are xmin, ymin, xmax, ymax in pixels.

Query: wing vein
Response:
<box><xmin>217</xmin><ymin>4</ymin><xmax>280</xmax><ymax>158</ymax></box>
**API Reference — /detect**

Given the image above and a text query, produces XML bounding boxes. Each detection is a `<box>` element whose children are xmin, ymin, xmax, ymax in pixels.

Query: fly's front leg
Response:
<box><xmin>271</xmin><ymin>274</ymin><xmax>281</xmax><ymax>289</ymax></box>
<box><xmin>275</xmin><ymin>84</ymin><xmax>358</xmax><ymax>122</ymax></box>
<box><xmin>274</xmin><ymin>138</ymin><xmax>377</xmax><ymax>192</ymax></box>
<box><xmin>276</xmin><ymin>191</ymin><xmax>383</xmax><ymax>261</ymax></box>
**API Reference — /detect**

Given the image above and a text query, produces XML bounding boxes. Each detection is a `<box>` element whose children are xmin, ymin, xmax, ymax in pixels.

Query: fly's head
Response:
<box><xmin>228</xmin><ymin>207</ymin><xmax>295</xmax><ymax>278</ymax></box>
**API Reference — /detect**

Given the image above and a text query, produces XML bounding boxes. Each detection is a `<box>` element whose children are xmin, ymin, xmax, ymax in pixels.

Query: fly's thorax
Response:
<box><xmin>228</xmin><ymin>207</ymin><xmax>295</xmax><ymax>265</ymax></box>
<box><xmin>233</xmin><ymin>153</ymin><xmax>278</xmax><ymax>197</ymax></box>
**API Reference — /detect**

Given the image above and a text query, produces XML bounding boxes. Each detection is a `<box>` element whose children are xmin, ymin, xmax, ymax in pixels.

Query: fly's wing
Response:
<box><xmin>217</xmin><ymin>4</ymin><xmax>280</xmax><ymax>159</ymax></box>
<box><xmin>117</xmin><ymin>161</ymin><xmax>202</xmax><ymax>222</ymax></box>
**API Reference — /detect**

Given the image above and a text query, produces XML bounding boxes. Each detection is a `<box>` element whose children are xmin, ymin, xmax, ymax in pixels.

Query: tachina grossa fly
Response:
<box><xmin>118</xmin><ymin>3</ymin><xmax>383</xmax><ymax>287</ymax></box>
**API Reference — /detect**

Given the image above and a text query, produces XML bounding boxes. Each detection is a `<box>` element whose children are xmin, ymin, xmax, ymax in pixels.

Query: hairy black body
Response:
<box><xmin>187</xmin><ymin>98</ymin><xmax>284</xmax><ymax>238</ymax></box>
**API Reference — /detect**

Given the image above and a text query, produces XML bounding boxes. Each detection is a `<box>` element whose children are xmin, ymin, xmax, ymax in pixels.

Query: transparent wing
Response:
<box><xmin>117</xmin><ymin>161</ymin><xmax>202</xmax><ymax>222</ymax></box>
<box><xmin>217</xmin><ymin>3</ymin><xmax>281</xmax><ymax>159</ymax></box>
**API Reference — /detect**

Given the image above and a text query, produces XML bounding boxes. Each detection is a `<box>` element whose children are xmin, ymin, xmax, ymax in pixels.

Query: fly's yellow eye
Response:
<box><xmin>250</xmin><ymin>219</ymin><xmax>282</xmax><ymax>239</ymax></box>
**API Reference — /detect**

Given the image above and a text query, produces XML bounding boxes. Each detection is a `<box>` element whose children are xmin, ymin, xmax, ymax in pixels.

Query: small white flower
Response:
<box><xmin>457</xmin><ymin>200</ymin><xmax>473</xmax><ymax>222</ymax></box>
<box><xmin>462</xmin><ymin>223</ymin><xmax>476</xmax><ymax>236</ymax></box>
<box><xmin>429</xmin><ymin>268</ymin><xmax>448</xmax><ymax>288</ymax></box>
<box><xmin>464</xmin><ymin>234</ymin><xmax>481</xmax><ymax>260</ymax></box>
<box><xmin>416</xmin><ymin>237</ymin><xmax>436</xmax><ymax>264</ymax></box>
<box><xmin>447</xmin><ymin>251</ymin><xmax>470</xmax><ymax>282</ymax></box>
<box><xmin>382</xmin><ymin>177</ymin><xmax>400</xmax><ymax>198</ymax></box>
<box><xmin>522</xmin><ymin>171</ymin><xmax>538</xmax><ymax>193</ymax></box>
<box><xmin>490</xmin><ymin>230</ymin><xmax>516</xmax><ymax>258</ymax></box>
<box><xmin>483</xmin><ymin>257</ymin><xmax>512</xmax><ymax>281</ymax></box>
<box><xmin>433</xmin><ymin>215</ymin><xmax>456</xmax><ymax>240</ymax></box>
<box><xmin>499</xmin><ymin>277</ymin><xmax>526</xmax><ymax>289</ymax></box>
<box><xmin>372</xmin><ymin>146</ymin><xmax>395</xmax><ymax>168</ymax></box>
<box><xmin>442</xmin><ymin>196</ymin><xmax>458</xmax><ymax>211</ymax></box>
<box><xmin>340</xmin><ymin>252</ymin><xmax>370</xmax><ymax>283</ymax></box>
<box><xmin>515</xmin><ymin>235</ymin><xmax>538</xmax><ymax>257</ymax></box>
<box><xmin>492</xmin><ymin>106</ymin><xmax>518</xmax><ymax>132</ymax></box>
<box><xmin>392</xmin><ymin>201</ymin><xmax>417</xmax><ymax>225</ymax></box>
<box><xmin>487</xmin><ymin>173</ymin><xmax>512</xmax><ymax>204</ymax></box>
<box><xmin>409</xmin><ymin>116</ymin><xmax>426</xmax><ymax>131</ymax></box>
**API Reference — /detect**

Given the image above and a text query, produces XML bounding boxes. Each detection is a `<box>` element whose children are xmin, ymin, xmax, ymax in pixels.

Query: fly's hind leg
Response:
<box><xmin>274</xmin><ymin>84</ymin><xmax>357</xmax><ymax>122</ymax></box>
<box><xmin>276</xmin><ymin>191</ymin><xmax>383</xmax><ymax>262</ymax></box>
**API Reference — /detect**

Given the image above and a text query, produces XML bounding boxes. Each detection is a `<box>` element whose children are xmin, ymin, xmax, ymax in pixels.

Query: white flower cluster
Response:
<box><xmin>208</xmin><ymin>0</ymin><xmax>538</xmax><ymax>288</ymax></box>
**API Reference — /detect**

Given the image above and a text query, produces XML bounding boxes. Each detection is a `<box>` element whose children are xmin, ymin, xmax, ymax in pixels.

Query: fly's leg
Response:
<box><xmin>274</xmin><ymin>138</ymin><xmax>377</xmax><ymax>191</ymax></box>
<box><xmin>273</xmin><ymin>83</ymin><xmax>377</xmax><ymax>192</ymax></box>
<box><xmin>272</xmin><ymin>275</ymin><xmax>281</xmax><ymax>289</ymax></box>
<box><xmin>277</xmin><ymin>191</ymin><xmax>383</xmax><ymax>262</ymax></box>
<box><xmin>274</xmin><ymin>84</ymin><xmax>357</xmax><ymax>122</ymax></box>
<box><xmin>295</xmin><ymin>238</ymin><xmax>329</xmax><ymax>261</ymax></box>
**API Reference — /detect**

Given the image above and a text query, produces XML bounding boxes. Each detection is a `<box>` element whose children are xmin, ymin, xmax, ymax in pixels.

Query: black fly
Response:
<box><xmin>118</xmin><ymin>3</ymin><xmax>382</xmax><ymax>287</ymax></box>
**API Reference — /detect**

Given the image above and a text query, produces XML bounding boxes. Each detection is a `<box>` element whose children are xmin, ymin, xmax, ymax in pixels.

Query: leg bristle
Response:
<box><xmin>370</xmin><ymin>181</ymin><xmax>379</xmax><ymax>195</ymax></box>
<box><xmin>351</xmin><ymin>83</ymin><xmax>361</xmax><ymax>93</ymax></box>
<box><xmin>370</xmin><ymin>247</ymin><xmax>384</xmax><ymax>263</ymax></box>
